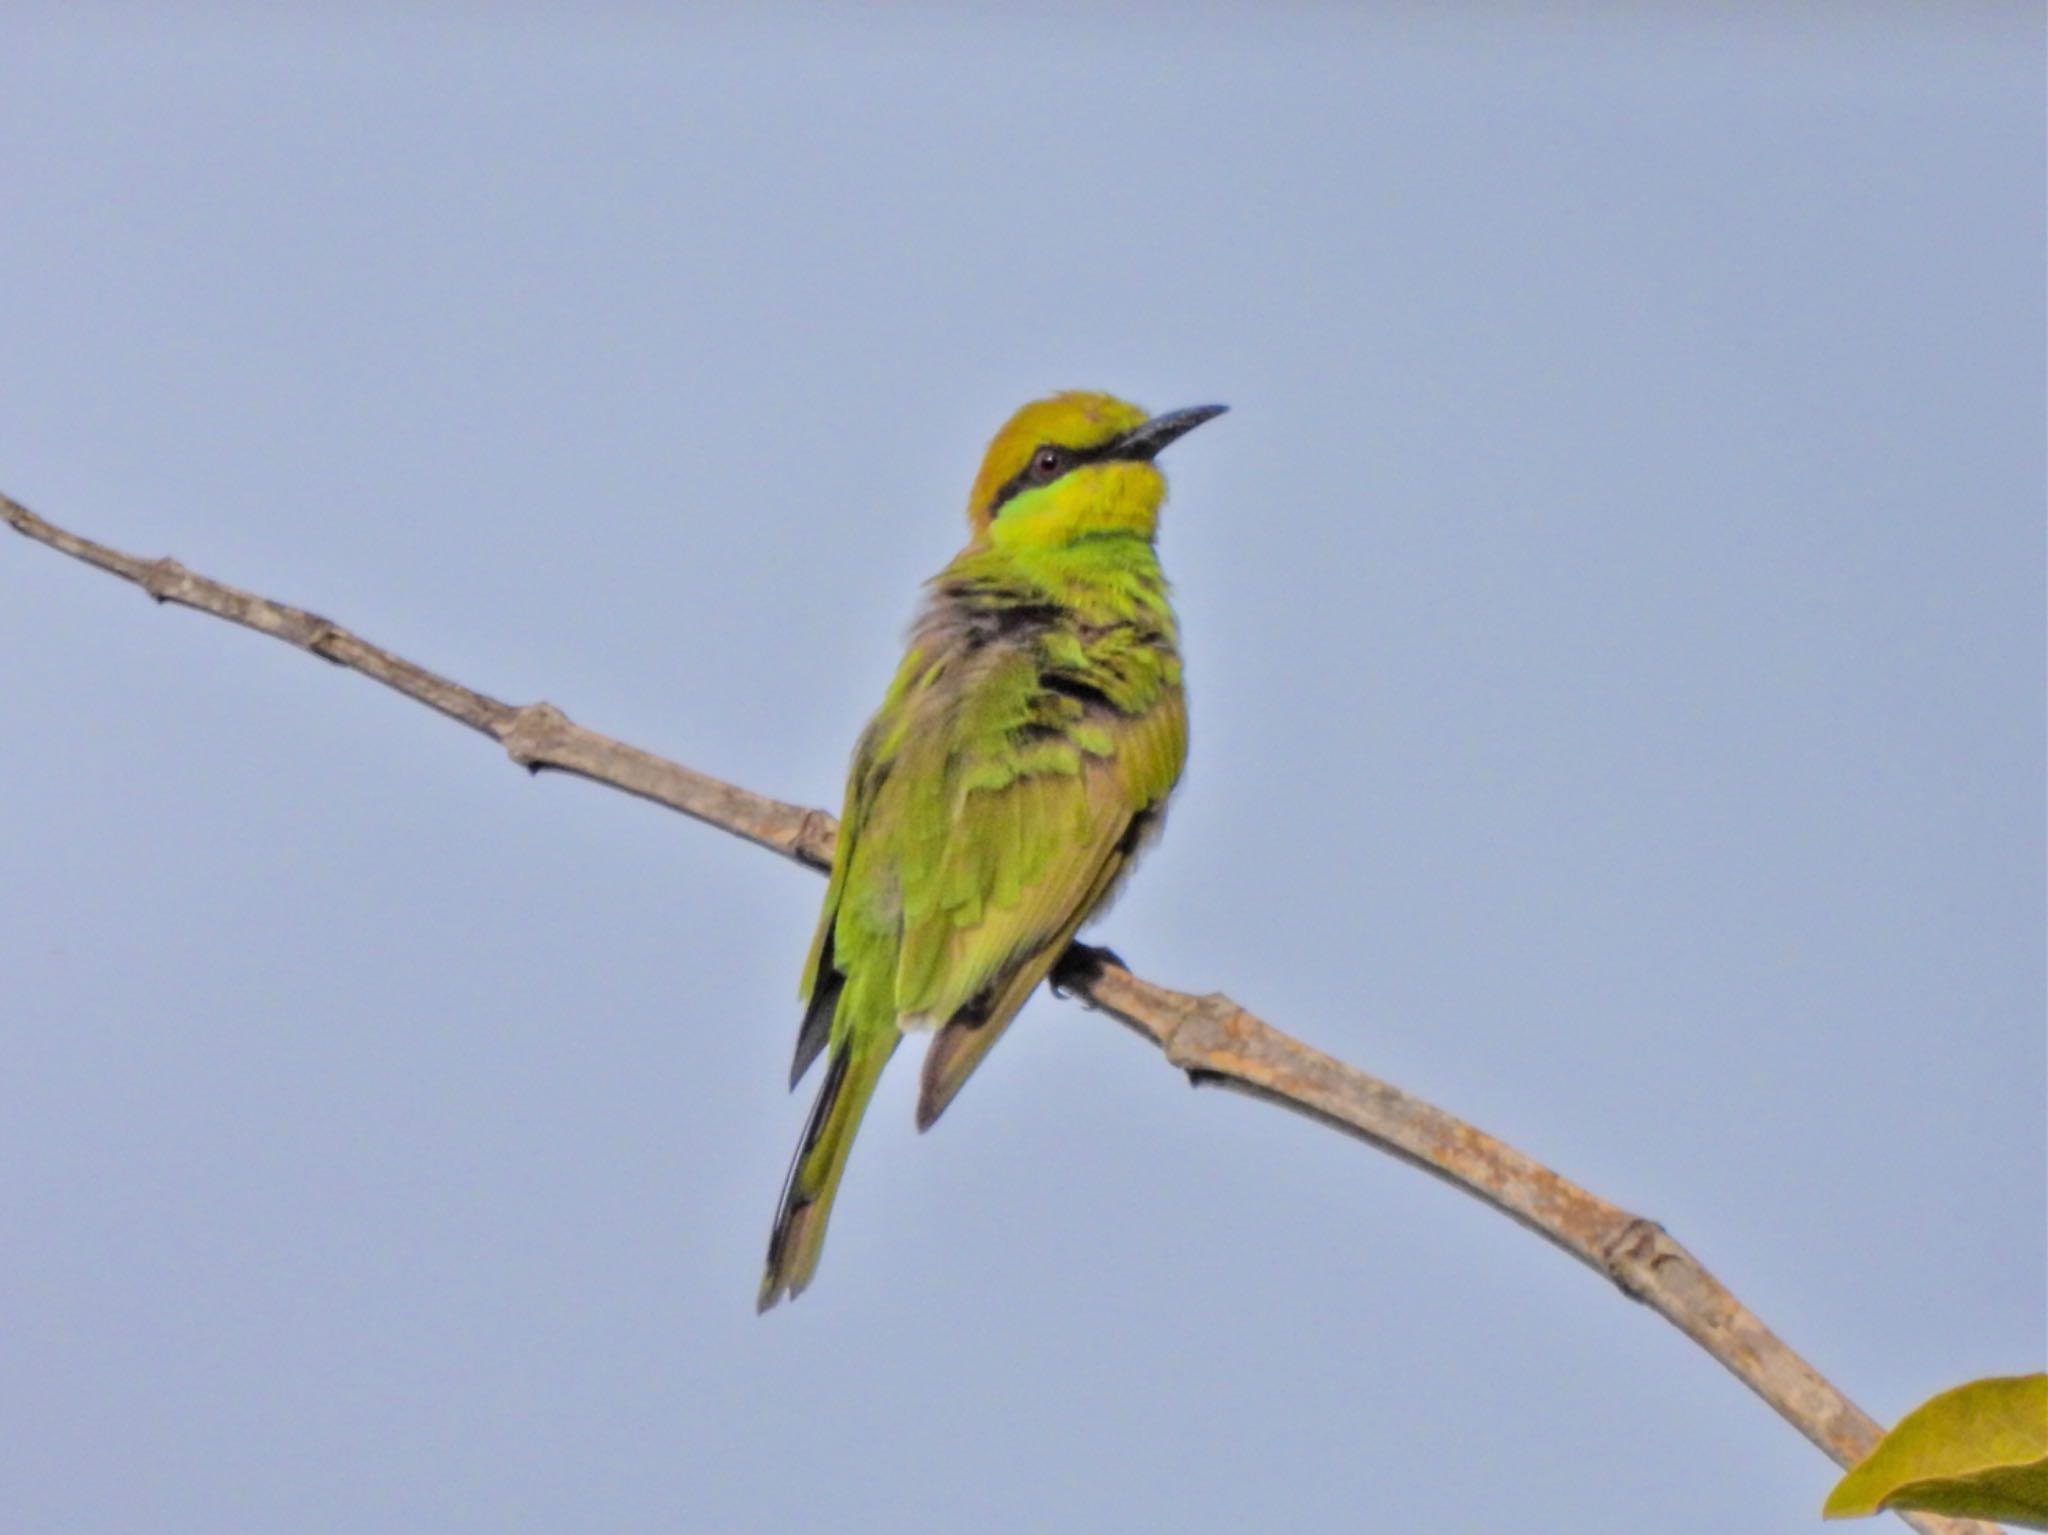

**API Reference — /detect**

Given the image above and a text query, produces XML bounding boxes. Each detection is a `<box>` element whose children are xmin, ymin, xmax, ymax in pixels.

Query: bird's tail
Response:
<box><xmin>758</xmin><ymin>1030</ymin><xmax>898</xmax><ymax>1311</ymax></box>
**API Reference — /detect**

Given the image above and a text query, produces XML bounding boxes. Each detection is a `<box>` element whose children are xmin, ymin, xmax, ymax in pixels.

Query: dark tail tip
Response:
<box><xmin>758</xmin><ymin>1199</ymin><xmax>807</xmax><ymax>1311</ymax></box>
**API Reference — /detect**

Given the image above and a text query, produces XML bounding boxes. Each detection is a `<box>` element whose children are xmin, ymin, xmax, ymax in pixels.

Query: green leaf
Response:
<box><xmin>1824</xmin><ymin>1374</ymin><xmax>2048</xmax><ymax>1529</ymax></box>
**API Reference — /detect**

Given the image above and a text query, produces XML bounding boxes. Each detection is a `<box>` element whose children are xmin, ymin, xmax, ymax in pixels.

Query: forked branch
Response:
<box><xmin>2</xmin><ymin>491</ymin><xmax>1996</xmax><ymax>1535</ymax></box>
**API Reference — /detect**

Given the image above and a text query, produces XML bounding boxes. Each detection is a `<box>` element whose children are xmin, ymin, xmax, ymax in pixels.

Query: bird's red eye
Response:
<box><xmin>1033</xmin><ymin>447</ymin><xmax>1063</xmax><ymax>477</ymax></box>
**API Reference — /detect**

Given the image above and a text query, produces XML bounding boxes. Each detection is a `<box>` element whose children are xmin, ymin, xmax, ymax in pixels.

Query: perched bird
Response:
<box><xmin>758</xmin><ymin>390</ymin><xmax>1224</xmax><ymax>1310</ymax></box>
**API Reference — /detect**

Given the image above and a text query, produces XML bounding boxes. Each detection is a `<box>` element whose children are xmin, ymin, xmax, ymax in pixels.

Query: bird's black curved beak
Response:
<box><xmin>1114</xmin><ymin>403</ymin><xmax>1228</xmax><ymax>462</ymax></box>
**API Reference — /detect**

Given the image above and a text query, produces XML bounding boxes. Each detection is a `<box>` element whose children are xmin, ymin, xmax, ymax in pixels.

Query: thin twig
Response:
<box><xmin>2</xmin><ymin>490</ymin><xmax>1997</xmax><ymax>1535</ymax></box>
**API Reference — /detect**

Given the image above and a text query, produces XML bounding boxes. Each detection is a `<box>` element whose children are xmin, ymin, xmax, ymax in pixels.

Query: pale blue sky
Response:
<box><xmin>3</xmin><ymin>8</ymin><xmax>2041</xmax><ymax>1533</ymax></box>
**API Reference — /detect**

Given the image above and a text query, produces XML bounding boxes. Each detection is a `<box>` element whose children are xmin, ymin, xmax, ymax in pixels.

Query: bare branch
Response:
<box><xmin>3</xmin><ymin>491</ymin><xmax>1997</xmax><ymax>1535</ymax></box>
<box><xmin>1</xmin><ymin>494</ymin><xmax>836</xmax><ymax>870</ymax></box>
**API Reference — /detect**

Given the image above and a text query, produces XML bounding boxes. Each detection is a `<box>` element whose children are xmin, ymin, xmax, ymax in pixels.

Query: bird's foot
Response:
<box><xmin>1052</xmin><ymin>942</ymin><xmax>1125</xmax><ymax>997</ymax></box>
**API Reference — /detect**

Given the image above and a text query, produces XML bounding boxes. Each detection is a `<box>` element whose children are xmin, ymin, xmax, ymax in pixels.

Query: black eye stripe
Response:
<box><xmin>987</xmin><ymin>436</ymin><xmax>1126</xmax><ymax>516</ymax></box>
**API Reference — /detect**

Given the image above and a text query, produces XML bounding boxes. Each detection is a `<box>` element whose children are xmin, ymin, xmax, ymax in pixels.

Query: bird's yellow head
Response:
<box><xmin>965</xmin><ymin>391</ymin><xmax>1226</xmax><ymax>550</ymax></box>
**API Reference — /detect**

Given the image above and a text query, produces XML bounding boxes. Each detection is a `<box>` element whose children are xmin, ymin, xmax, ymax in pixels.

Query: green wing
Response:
<box><xmin>788</xmin><ymin>641</ymin><xmax>930</xmax><ymax>1087</ymax></box>
<box><xmin>769</xmin><ymin>610</ymin><xmax>1182</xmax><ymax>1305</ymax></box>
<box><xmin>890</xmin><ymin>649</ymin><xmax>1186</xmax><ymax>1127</ymax></box>
<box><xmin>792</xmin><ymin>637</ymin><xmax>1184</xmax><ymax>1118</ymax></box>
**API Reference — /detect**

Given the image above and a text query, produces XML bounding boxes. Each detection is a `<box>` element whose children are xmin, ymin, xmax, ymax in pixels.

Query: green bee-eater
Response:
<box><xmin>758</xmin><ymin>390</ymin><xmax>1224</xmax><ymax>1309</ymax></box>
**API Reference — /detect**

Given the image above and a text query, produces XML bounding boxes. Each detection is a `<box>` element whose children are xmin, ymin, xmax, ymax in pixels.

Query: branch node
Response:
<box><xmin>793</xmin><ymin>807</ymin><xmax>837</xmax><ymax>871</ymax></box>
<box><xmin>141</xmin><ymin>557</ymin><xmax>186</xmax><ymax>602</ymax></box>
<box><xmin>499</xmin><ymin>701</ymin><xmax>572</xmax><ymax>771</ymax></box>
<box><xmin>1599</xmin><ymin>1216</ymin><xmax>1670</xmax><ymax>1302</ymax></box>
<box><xmin>300</xmin><ymin>616</ymin><xmax>346</xmax><ymax>664</ymax></box>
<box><xmin>1162</xmin><ymin>992</ymin><xmax>1247</xmax><ymax>1073</ymax></box>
